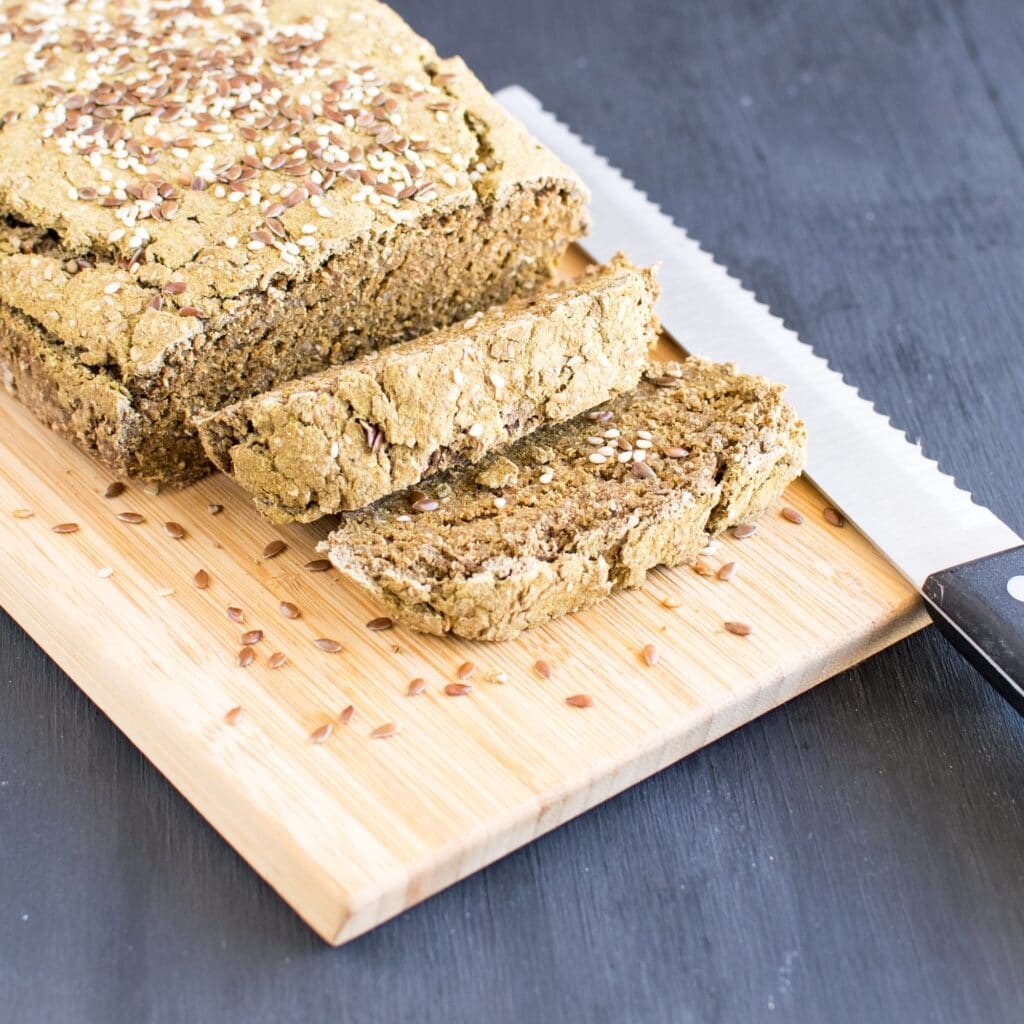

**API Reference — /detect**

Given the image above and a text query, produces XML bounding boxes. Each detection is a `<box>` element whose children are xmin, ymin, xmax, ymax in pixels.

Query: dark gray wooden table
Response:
<box><xmin>3</xmin><ymin>1</ymin><xmax>1023</xmax><ymax>1020</ymax></box>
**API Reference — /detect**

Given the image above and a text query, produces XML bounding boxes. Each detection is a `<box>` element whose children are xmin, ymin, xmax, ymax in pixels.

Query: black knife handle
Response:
<box><xmin>922</xmin><ymin>546</ymin><xmax>1024</xmax><ymax>715</ymax></box>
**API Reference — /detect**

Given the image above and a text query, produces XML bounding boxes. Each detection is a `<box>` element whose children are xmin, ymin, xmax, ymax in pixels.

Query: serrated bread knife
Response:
<box><xmin>499</xmin><ymin>86</ymin><xmax>1024</xmax><ymax>715</ymax></box>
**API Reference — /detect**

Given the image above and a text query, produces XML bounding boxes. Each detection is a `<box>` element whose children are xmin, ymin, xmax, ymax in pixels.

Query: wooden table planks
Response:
<box><xmin>0</xmin><ymin>249</ymin><xmax>928</xmax><ymax>944</ymax></box>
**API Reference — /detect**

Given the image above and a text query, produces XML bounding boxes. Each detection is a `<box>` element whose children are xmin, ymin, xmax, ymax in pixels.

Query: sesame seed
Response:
<box><xmin>468</xmin><ymin>423</ymin><xmax>484</xmax><ymax>438</ymax></box>
<box><xmin>103</xmin><ymin>281</ymin><xmax>122</xmax><ymax>295</ymax></box>
<box><xmin>12</xmin><ymin>509</ymin><xmax>34</xmax><ymax>519</ymax></box>
<box><xmin>641</xmin><ymin>644</ymin><xmax>659</xmax><ymax>667</ymax></box>
<box><xmin>588</xmin><ymin>453</ymin><xmax>607</xmax><ymax>465</ymax></box>
<box><xmin>493</xmin><ymin>496</ymin><xmax>507</xmax><ymax>509</ymax></box>
<box><xmin>636</xmin><ymin>430</ymin><xmax>653</xmax><ymax>440</ymax></box>
<box><xmin>634</xmin><ymin>438</ymin><xmax>653</xmax><ymax>450</ymax></box>
<box><xmin>661</xmin><ymin>596</ymin><xmax>684</xmax><ymax>609</ymax></box>
<box><xmin>96</xmin><ymin>567</ymin><xmax>114</xmax><ymax>579</ymax></box>
<box><xmin>663</xmin><ymin>447</ymin><xmax>689</xmax><ymax>459</ymax></box>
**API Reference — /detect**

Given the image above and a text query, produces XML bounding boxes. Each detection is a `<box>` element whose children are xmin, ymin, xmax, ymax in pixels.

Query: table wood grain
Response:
<box><xmin>2</xmin><ymin>0</ymin><xmax>1023</xmax><ymax>1020</ymax></box>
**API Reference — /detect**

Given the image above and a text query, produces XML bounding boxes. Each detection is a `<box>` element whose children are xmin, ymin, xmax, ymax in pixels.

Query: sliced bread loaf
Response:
<box><xmin>322</xmin><ymin>358</ymin><xmax>807</xmax><ymax>640</ymax></box>
<box><xmin>197</xmin><ymin>255</ymin><xmax>658</xmax><ymax>522</ymax></box>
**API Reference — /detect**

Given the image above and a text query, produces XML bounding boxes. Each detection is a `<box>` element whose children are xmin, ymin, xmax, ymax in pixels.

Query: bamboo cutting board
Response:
<box><xmin>0</xmin><ymin>242</ymin><xmax>929</xmax><ymax>946</ymax></box>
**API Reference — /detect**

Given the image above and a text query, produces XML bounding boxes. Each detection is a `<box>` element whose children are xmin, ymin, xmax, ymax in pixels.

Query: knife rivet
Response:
<box><xmin>1006</xmin><ymin>576</ymin><xmax>1024</xmax><ymax>603</ymax></box>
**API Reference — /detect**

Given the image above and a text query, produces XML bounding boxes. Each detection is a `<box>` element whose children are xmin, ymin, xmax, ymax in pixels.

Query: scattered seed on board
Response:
<box><xmin>661</xmin><ymin>595</ymin><xmax>684</xmax><ymax>609</ymax></box>
<box><xmin>237</xmin><ymin>648</ymin><xmax>254</xmax><ymax>668</ymax></box>
<box><xmin>371</xmin><ymin>722</ymin><xmax>400</xmax><ymax>739</ymax></box>
<box><xmin>12</xmin><ymin>508</ymin><xmax>34</xmax><ymax>519</ymax></box>
<box><xmin>240</xmin><ymin>629</ymin><xmax>263</xmax><ymax>645</ymax></box>
<box><xmin>641</xmin><ymin>644</ymin><xmax>659</xmax><ymax>667</ymax></box>
<box><xmin>445</xmin><ymin>682</ymin><xmax>472</xmax><ymax>697</ymax></box>
<box><xmin>724</xmin><ymin>620</ymin><xmax>753</xmax><ymax>636</ymax></box>
<box><xmin>103</xmin><ymin>481</ymin><xmax>125</xmax><ymax>499</ymax></box>
<box><xmin>781</xmin><ymin>506</ymin><xmax>804</xmax><ymax>525</ymax></box>
<box><xmin>193</xmin><ymin>569</ymin><xmax>210</xmax><ymax>589</ymax></box>
<box><xmin>268</xmin><ymin>651</ymin><xmax>287</xmax><ymax>670</ymax></box>
<box><xmin>225</xmin><ymin>706</ymin><xmax>244</xmax><ymax>726</ymax></box>
<box><xmin>116</xmin><ymin>511</ymin><xmax>145</xmax><ymax>524</ymax></box>
<box><xmin>227</xmin><ymin>606</ymin><xmax>244</xmax><ymax>623</ymax></box>
<box><xmin>731</xmin><ymin>524</ymin><xmax>757</xmax><ymax>539</ymax></box>
<box><xmin>96</xmin><ymin>566</ymin><xmax>114</xmax><ymax>579</ymax></box>
<box><xmin>207</xmin><ymin>503</ymin><xmax>224</xmax><ymax>515</ymax></box>
<box><xmin>566</xmin><ymin>694</ymin><xmax>594</xmax><ymax>708</ymax></box>
<box><xmin>823</xmin><ymin>507</ymin><xmax>846</xmax><ymax>528</ymax></box>
<box><xmin>310</xmin><ymin>723</ymin><xmax>332</xmax><ymax>744</ymax></box>
<box><xmin>262</xmin><ymin>539</ymin><xmax>286</xmax><ymax>558</ymax></box>
<box><xmin>52</xmin><ymin>522</ymin><xmax>79</xmax><ymax>534</ymax></box>
<box><xmin>534</xmin><ymin>659</ymin><xmax>553</xmax><ymax>679</ymax></box>
<box><xmin>339</xmin><ymin>704</ymin><xmax>355</xmax><ymax>724</ymax></box>
<box><xmin>718</xmin><ymin>561</ymin><xmax>737</xmax><ymax>582</ymax></box>
<box><xmin>314</xmin><ymin>638</ymin><xmax>343</xmax><ymax>653</ymax></box>
<box><xmin>456</xmin><ymin>661</ymin><xmax>476</xmax><ymax>680</ymax></box>
<box><xmin>694</xmin><ymin>557</ymin><xmax>715</xmax><ymax>577</ymax></box>
<box><xmin>143</xmin><ymin>483</ymin><xmax>160</xmax><ymax>497</ymax></box>
<box><xmin>304</xmin><ymin>558</ymin><xmax>332</xmax><ymax>572</ymax></box>
<box><xmin>279</xmin><ymin>601</ymin><xmax>300</xmax><ymax>619</ymax></box>
<box><xmin>366</xmin><ymin>616</ymin><xmax>394</xmax><ymax>631</ymax></box>
<box><xmin>407</xmin><ymin>677</ymin><xmax>427</xmax><ymax>696</ymax></box>
<box><xmin>155</xmin><ymin>587</ymin><xmax>174</xmax><ymax>598</ymax></box>
<box><xmin>163</xmin><ymin>521</ymin><xmax>185</xmax><ymax>540</ymax></box>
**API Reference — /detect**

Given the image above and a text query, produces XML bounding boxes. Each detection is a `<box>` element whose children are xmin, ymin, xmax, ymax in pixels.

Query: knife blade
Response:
<box><xmin>499</xmin><ymin>86</ymin><xmax>1024</xmax><ymax>713</ymax></box>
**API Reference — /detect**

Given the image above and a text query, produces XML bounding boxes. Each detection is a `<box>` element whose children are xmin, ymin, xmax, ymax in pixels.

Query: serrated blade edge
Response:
<box><xmin>498</xmin><ymin>86</ymin><xmax>1021</xmax><ymax>587</ymax></box>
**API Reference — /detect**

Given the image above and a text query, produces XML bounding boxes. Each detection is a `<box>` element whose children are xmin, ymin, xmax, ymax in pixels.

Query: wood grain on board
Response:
<box><xmin>0</xmin><ymin>250</ymin><xmax>927</xmax><ymax>944</ymax></box>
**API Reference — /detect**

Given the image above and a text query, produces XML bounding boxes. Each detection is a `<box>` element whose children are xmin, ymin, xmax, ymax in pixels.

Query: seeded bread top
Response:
<box><xmin>0</xmin><ymin>0</ymin><xmax>586</xmax><ymax>378</ymax></box>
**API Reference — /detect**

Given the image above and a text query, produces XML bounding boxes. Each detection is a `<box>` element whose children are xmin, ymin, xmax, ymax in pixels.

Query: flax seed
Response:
<box><xmin>717</xmin><ymin>561</ymin><xmax>737</xmax><ymax>582</ymax></box>
<box><xmin>52</xmin><ymin>522</ymin><xmax>79</xmax><ymax>534</ymax></box>
<box><xmin>366</xmin><ymin>616</ymin><xmax>394</xmax><ymax>631</ymax></box>
<box><xmin>240</xmin><ymin>629</ymin><xmax>263</xmax><ymax>646</ymax></box>
<box><xmin>262</xmin><ymin>539</ymin><xmax>287</xmax><ymax>558</ymax></box>
<box><xmin>279</xmin><ymin>601</ymin><xmax>300</xmax><ymax>619</ymax></box>
<box><xmin>116</xmin><ymin>511</ymin><xmax>145</xmax><ymax>524</ymax></box>
<box><xmin>456</xmin><ymin>661</ymin><xmax>476</xmax><ymax>680</ymax></box>
<box><xmin>407</xmin><ymin>677</ymin><xmax>427</xmax><ymax>696</ymax></box>
<box><xmin>371</xmin><ymin>722</ymin><xmax>399</xmax><ymax>738</ymax></box>
<box><xmin>12</xmin><ymin>509</ymin><xmax>33</xmax><ymax>519</ymax></box>
<box><xmin>534</xmin><ymin>659</ymin><xmax>553</xmax><ymax>679</ymax></box>
<box><xmin>227</xmin><ymin>606</ymin><xmax>244</xmax><ymax>623</ymax></box>
<box><xmin>314</xmin><ymin>638</ymin><xmax>343</xmax><ymax>653</ymax></box>
<box><xmin>237</xmin><ymin>647</ymin><xmax>254</xmax><ymax>668</ymax></box>
<box><xmin>731</xmin><ymin>524</ymin><xmax>757</xmax><ymax>539</ymax></box>
<box><xmin>163</xmin><ymin>521</ymin><xmax>185</xmax><ymax>539</ymax></box>
<box><xmin>304</xmin><ymin>559</ymin><xmax>332</xmax><ymax>572</ymax></box>
<box><xmin>781</xmin><ymin>506</ymin><xmax>804</xmax><ymax>525</ymax></box>
<box><xmin>268</xmin><ymin>651</ymin><xmax>287</xmax><ymax>669</ymax></box>
<box><xmin>566</xmin><ymin>694</ymin><xmax>594</xmax><ymax>708</ymax></box>
<box><xmin>103</xmin><ymin>481</ymin><xmax>126</xmax><ymax>498</ymax></box>
<box><xmin>225</xmin><ymin>706</ymin><xmax>244</xmax><ymax>725</ymax></box>
<box><xmin>445</xmin><ymin>682</ymin><xmax>472</xmax><ymax>697</ymax></box>
<box><xmin>310</xmin><ymin>723</ymin><xmax>332</xmax><ymax>744</ymax></box>
<box><xmin>724</xmin><ymin>620</ymin><xmax>753</xmax><ymax>636</ymax></box>
<box><xmin>193</xmin><ymin>569</ymin><xmax>210</xmax><ymax>589</ymax></box>
<box><xmin>823</xmin><ymin>507</ymin><xmax>846</xmax><ymax>528</ymax></box>
<box><xmin>339</xmin><ymin>704</ymin><xmax>355</xmax><ymax>724</ymax></box>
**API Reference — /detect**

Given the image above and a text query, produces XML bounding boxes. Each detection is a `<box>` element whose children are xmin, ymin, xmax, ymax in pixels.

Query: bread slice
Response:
<box><xmin>323</xmin><ymin>359</ymin><xmax>807</xmax><ymax>640</ymax></box>
<box><xmin>197</xmin><ymin>256</ymin><xmax>658</xmax><ymax>522</ymax></box>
